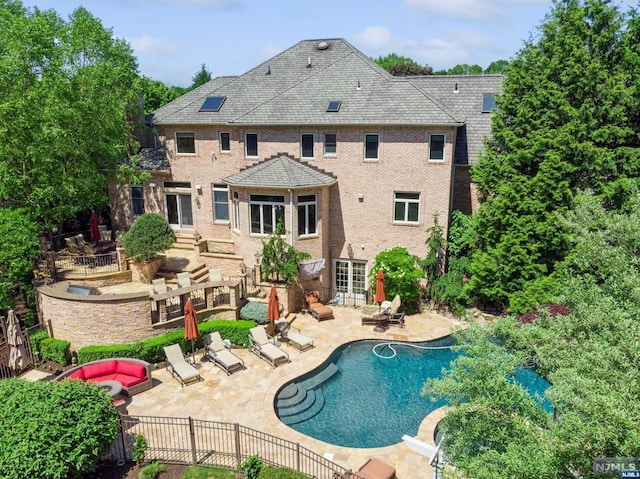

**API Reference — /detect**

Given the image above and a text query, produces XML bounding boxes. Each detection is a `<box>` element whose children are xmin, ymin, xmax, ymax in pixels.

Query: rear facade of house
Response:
<box><xmin>108</xmin><ymin>38</ymin><xmax>502</xmax><ymax>300</ymax></box>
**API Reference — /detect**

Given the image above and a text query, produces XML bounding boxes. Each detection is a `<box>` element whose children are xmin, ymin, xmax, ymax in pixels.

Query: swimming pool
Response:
<box><xmin>274</xmin><ymin>336</ymin><xmax>551</xmax><ymax>449</ymax></box>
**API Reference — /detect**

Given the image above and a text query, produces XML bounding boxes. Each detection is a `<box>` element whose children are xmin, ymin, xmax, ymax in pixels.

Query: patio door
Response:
<box><xmin>334</xmin><ymin>259</ymin><xmax>367</xmax><ymax>306</ymax></box>
<box><xmin>166</xmin><ymin>193</ymin><xmax>193</xmax><ymax>229</ymax></box>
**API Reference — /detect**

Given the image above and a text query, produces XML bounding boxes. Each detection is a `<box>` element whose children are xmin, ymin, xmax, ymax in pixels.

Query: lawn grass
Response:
<box><xmin>182</xmin><ymin>465</ymin><xmax>238</xmax><ymax>478</ymax></box>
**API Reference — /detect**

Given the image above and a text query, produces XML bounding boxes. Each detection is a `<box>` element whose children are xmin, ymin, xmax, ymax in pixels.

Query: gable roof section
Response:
<box><xmin>151</xmin><ymin>39</ymin><xmax>460</xmax><ymax>127</ymax></box>
<box><xmin>222</xmin><ymin>154</ymin><xmax>337</xmax><ymax>189</ymax></box>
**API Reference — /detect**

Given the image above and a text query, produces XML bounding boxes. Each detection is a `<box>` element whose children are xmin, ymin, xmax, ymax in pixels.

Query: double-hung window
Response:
<box><xmin>212</xmin><ymin>184</ymin><xmax>229</xmax><ymax>222</ymax></box>
<box><xmin>131</xmin><ymin>185</ymin><xmax>145</xmax><ymax>217</ymax></box>
<box><xmin>301</xmin><ymin>134</ymin><xmax>314</xmax><ymax>159</ymax></box>
<box><xmin>394</xmin><ymin>192</ymin><xmax>420</xmax><ymax>224</ymax></box>
<box><xmin>364</xmin><ymin>134</ymin><xmax>379</xmax><ymax>160</ymax></box>
<box><xmin>429</xmin><ymin>134</ymin><xmax>445</xmax><ymax>161</ymax></box>
<box><xmin>245</xmin><ymin>133</ymin><xmax>258</xmax><ymax>157</ymax></box>
<box><xmin>250</xmin><ymin>194</ymin><xmax>285</xmax><ymax>234</ymax></box>
<box><xmin>220</xmin><ymin>132</ymin><xmax>230</xmax><ymax>152</ymax></box>
<box><xmin>297</xmin><ymin>194</ymin><xmax>317</xmax><ymax>236</ymax></box>
<box><xmin>176</xmin><ymin>132</ymin><xmax>195</xmax><ymax>154</ymax></box>
<box><xmin>324</xmin><ymin>133</ymin><xmax>336</xmax><ymax>156</ymax></box>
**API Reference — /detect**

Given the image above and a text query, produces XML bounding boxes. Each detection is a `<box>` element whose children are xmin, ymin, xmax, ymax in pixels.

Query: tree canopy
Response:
<box><xmin>374</xmin><ymin>53</ymin><xmax>433</xmax><ymax>76</ymax></box>
<box><xmin>0</xmin><ymin>1</ymin><xmax>141</xmax><ymax>231</ymax></box>
<box><xmin>467</xmin><ymin>0</ymin><xmax>640</xmax><ymax>312</ymax></box>
<box><xmin>191</xmin><ymin>63</ymin><xmax>212</xmax><ymax>88</ymax></box>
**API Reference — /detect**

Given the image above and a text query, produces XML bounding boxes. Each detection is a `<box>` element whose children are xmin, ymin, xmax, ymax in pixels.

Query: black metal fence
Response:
<box><xmin>52</xmin><ymin>251</ymin><xmax>120</xmax><ymax>277</ymax></box>
<box><xmin>105</xmin><ymin>415</ymin><xmax>364</xmax><ymax>479</ymax></box>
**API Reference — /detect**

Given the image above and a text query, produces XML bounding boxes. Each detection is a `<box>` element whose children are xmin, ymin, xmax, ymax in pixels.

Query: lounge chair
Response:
<box><xmin>177</xmin><ymin>272</ymin><xmax>192</xmax><ymax>288</ymax></box>
<box><xmin>276</xmin><ymin>319</ymin><xmax>314</xmax><ymax>352</ymax></box>
<box><xmin>249</xmin><ymin>326</ymin><xmax>290</xmax><ymax>368</ymax></box>
<box><xmin>361</xmin><ymin>295</ymin><xmax>404</xmax><ymax>328</ymax></box>
<box><xmin>333</xmin><ymin>458</ymin><xmax>397</xmax><ymax>479</ymax></box>
<box><xmin>303</xmin><ymin>290</ymin><xmax>334</xmax><ymax>321</ymax></box>
<box><xmin>208</xmin><ymin>268</ymin><xmax>223</xmax><ymax>282</ymax></box>
<box><xmin>204</xmin><ymin>332</ymin><xmax>245</xmax><ymax>375</ymax></box>
<box><xmin>163</xmin><ymin>344</ymin><xmax>202</xmax><ymax>387</ymax></box>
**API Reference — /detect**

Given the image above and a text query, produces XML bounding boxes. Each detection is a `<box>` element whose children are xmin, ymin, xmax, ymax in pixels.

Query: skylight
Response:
<box><xmin>326</xmin><ymin>100</ymin><xmax>341</xmax><ymax>112</ymax></box>
<box><xmin>200</xmin><ymin>96</ymin><xmax>226</xmax><ymax>112</ymax></box>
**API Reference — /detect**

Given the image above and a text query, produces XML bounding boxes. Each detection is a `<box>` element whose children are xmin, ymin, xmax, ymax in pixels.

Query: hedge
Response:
<box><xmin>77</xmin><ymin>319</ymin><xmax>256</xmax><ymax>364</ymax></box>
<box><xmin>40</xmin><ymin>337</ymin><xmax>71</xmax><ymax>365</ymax></box>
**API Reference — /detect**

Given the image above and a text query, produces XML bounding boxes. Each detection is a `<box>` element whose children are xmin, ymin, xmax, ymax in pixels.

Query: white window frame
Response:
<box><xmin>364</xmin><ymin>133</ymin><xmax>379</xmax><ymax>161</ymax></box>
<box><xmin>297</xmin><ymin>194</ymin><xmax>317</xmax><ymax>237</ymax></box>
<box><xmin>220</xmin><ymin>132</ymin><xmax>231</xmax><ymax>153</ymax></box>
<box><xmin>164</xmin><ymin>182</ymin><xmax>194</xmax><ymax>229</ymax></box>
<box><xmin>176</xmin><ymin>131</ymin><xmax>195</xmax><ymax>154</ymax></box>
<box><xmin>249</xmin><ymin>194</ymin><xmax>285</xmax><ymax>235</ymax></box>
<box><xmin>394</xmin><ymin>192</ymin><xmax>420</xmax><ymax>224</ymax></box>
<box><xmin>429</xmin><ymin>134</ymin><xmax>445</xmax><ymax>162</ymax></box>
<box><xmin>212</xmin><ymin>184</ymin><xmax>229</xmax><ymax>223</ymax></box>
<box><xmin>245</xmin><ymin>133</ymin><xmax>258</xmax><ymax>158</ymax></box>
<box><xmin>233</xmin><ymin>191</ymin><xmax>240</xmax><ymax>232</ymax></box>
<box><xmin>324</xmin><ymin>133</ymin><xmax>337</xmax><ymax>156</ymax></box>
<box><xmin>301</xmin><ymin>133</ymin><xmax>314</xmax><ymax>159</ymax></box>
<box><xmin>334</xmin><ymin>259</ymin><xmax>368</xmax><ymax>305</ymax></box>
<box><xmin>130</xmin><ymin>185</ymin><xmax>145</xmax><ymax>217</ymax></box>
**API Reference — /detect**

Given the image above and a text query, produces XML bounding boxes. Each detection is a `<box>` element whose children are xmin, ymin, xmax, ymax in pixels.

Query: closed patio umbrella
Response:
<box><xmin>375</xmin><ymin>269</ymin><xmax>386</xmax><ymax>312</ymax></box>
<box><xmin>184</xmin><ymin>298</ymin><xmax>199</xmax><ymax>360</ymax></box>
<box><xmin>90</xmin><ymin>212</ymin><xmax>101</xmax><ymax>242</ymax></box>
<box><xmin>266</xmin><ymin>286</ymin><xmax>280</xmax><ymax>338</ymax></box>
<box><xmin>7</xmin><ymin>310</ymin><xmax>27</xmax><ymax>371</ymax></box>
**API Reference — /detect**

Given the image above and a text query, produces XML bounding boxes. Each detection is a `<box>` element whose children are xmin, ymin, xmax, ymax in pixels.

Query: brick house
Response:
<box><xmin>108</xmin><ymin>38</ymin><xmax>502</xmax><ymax>301</ymax></box>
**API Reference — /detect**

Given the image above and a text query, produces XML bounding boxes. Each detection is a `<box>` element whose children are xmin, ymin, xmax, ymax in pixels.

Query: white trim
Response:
<box><xmin>364</xmin><ymin>133</ymin><xmax>379</xmax><ymax>161</ymax></box>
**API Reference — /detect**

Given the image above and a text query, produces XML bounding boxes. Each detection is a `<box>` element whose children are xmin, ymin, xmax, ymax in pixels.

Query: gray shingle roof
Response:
<box><xmin>151</xmin><ymin>39</ymin><xmax>461</xmax><ymax>127</ymax></box>
<box><xmin>129</xmin><ymin>147</ymin><xmax>170</xmax><ymax>172</ymax></box>
<box><xmin>222</xmin><ymin>154</ymin><xmax>337</xmax><ymax>189</ymax></box>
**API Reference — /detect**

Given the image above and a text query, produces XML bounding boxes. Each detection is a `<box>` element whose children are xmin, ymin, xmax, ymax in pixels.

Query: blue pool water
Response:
<box><xmin>274</xmin><ymin>337</ymin><xmax>551</xmax><ymax>449</ymax></box>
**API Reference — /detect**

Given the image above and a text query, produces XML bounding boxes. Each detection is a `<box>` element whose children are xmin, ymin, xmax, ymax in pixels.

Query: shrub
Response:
<box><xmin>133</xmin><ymin>434</ymin><xmax>147</xmax><ymax>466</ymax></box>
<box><xmin>138</xmin><ymin>461</ymin><xmax>164</xmax><ymax>479</ymax></box>
<box><xmin>122</xmin><ymin>213</ymin><xmax>176</xmax><ymax>262</ymax></box>
<box><xmin>40</xmin><ymin>337</ymin><xmax>71</xmax><ymax>365</ymax></box>
<box><xmin>240</xmin><ymin>301</ymin><xmax>268</xmax><ymax>324</ymax></box>
<box><xmin>258</xmin><ymin>465</ymin><xmax>310</xmax><ymax>478</ymax></box>
<box><xmin>370</xmin><ymin>246</ymin><xmax>424</xmax><ymax>314</ymax></box>
<box><xmin>0</xmin><ymin>379</ymin><xmax>119</xmax><ymax>479</ymax></box>
<box><xmin>260</xmin><ymin>220</ymin><xmax>310</xmax><ymax>284</ymax></box>
<box><xmin>77</xmin><ymin>319</ymin><xmax>256</xmax><ymax>364</ymax></box>
<box><xmin>28</xmin><ymin>328</ymin><xmax>49</xmax><ymax>359</ymax></box>
<box><xmin>241</xmin><ymin>455</ymin><xmax>263</xmax><ymax>479</ymax></box>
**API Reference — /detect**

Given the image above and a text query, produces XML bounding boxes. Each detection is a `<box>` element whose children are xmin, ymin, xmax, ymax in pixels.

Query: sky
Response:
<box><xmin>20</xmin><ymin>0</ymin><xmax>637</xmax><ymax>87</ymax></box>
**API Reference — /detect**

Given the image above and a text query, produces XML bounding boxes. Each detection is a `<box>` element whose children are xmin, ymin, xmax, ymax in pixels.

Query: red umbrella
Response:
<box><xmin>184</xmin><ymin>298</ymin><xmax>199</xmax><ymax>359</ymax></box>
<box><xmin>375</xmin><ymin>269</ymin><xmax>386</xmax><ymax>312</ymax></box>
<box><xmin>266</xmin><ymin>286</ymin><xmax>280</xmax><ymax>337</ymax></box>
<box><xmin>90</xmin><ymin>212</ymin><xmax>101</xmax><ymax>242</ymax></box>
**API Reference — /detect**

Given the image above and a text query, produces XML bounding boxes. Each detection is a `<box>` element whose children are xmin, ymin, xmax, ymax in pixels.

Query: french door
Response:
<box><xmin>334</xmin><ymin>259</ymin><xmax>367</xmax><ymax>306</ymax></box>
<box><xmin>166</xmin><ymin>193</ymin><xmax>193</xmax><ymax>229</ymax></box>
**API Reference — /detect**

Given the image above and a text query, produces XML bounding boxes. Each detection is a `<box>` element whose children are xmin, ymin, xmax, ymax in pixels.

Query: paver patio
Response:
<box><xmin>124</xmin><ymin>304</ymin><xmax>461</xmax><ymax>478</ymax></box>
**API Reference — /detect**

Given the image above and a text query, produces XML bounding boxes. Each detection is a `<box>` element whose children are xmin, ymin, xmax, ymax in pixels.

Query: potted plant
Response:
<box><xmin>122</xmin><ymin>213</ymin><xmax>176</xmax><ymax>283</ymax></box>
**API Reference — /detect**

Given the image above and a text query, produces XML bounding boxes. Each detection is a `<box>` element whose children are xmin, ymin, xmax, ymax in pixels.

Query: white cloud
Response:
<box><xmin>260</xmin><ymin>43</ymin><xmax>283</xmax><ymax>60</ymax></box>
<box><xmin>127</xmin><ymin>34</ymin><xmax>183</xmax><ymax>57</ymax></box>
<box><xmin>404</xmin><ymin>0</ymin><xmax>549</xmax><ymax>21</ymax></box>
<box><xmin>353</xmin><ymin>27</ymin><xmax>392</xmax><ymax>49</ymax></box>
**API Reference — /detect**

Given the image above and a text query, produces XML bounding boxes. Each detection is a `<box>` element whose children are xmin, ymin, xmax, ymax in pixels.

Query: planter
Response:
<box><xmin>128</xmin><ymin>255</ymin><xmax>166</xmax><ymax>284</ymax></box>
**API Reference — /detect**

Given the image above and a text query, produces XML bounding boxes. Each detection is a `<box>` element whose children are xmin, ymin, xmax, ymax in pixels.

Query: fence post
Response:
<box><xmin>119</xmin><ymin>415</ymin><xmax>127</xmax><ymax>461</ymax></box>
<box><xmin>296</xmin><ymin>442</ymin><xmax>300</xmax><ymax>473</ymax></box>
<box><xmin>234</xmin><ymin>423</ymin><xmax>242</xmax><ymax>468</ymax></box>
<box><xmin>189</xmin><ymin>416</ymin><xmax>197</xmax><ymax>465</ymax></box>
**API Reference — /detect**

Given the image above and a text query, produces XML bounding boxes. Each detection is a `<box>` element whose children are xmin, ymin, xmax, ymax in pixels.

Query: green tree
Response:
<box><xmin>374</xmin><ymin>53</ymin><xmax>432</xmax><ymax>76</ymax></box>
<box><xmin>0</xmin><ymin>1</ymin><xmax>141</xmax><ymax>233</ymax></box>
<box><xmin>484</xmin><ymin>59</ymin><xmax>510</xmax><ymax>74</ymax></box>
<box><xmin>421</xmin><ymin>214</ymin><xmax>446</xmax><ymax>299</ymax></box>
<box><xmin>369</xmin><ymin>246</ymin><xmax>423</xmax><ymax>313</ymax></box>
<box><xmin>0</xmin><ymin>208</ymin><xmax>40</xmax><ymax>310</ymax></box>
<box><xmin>136</xmin><ymin>76</ymin><xmax>186</xmax><ymax>114</ymax></box>
<box><xmin>260</xmin><ymin>220</ymin><xmax>310</xmax><ymax>284</ymax></box>
<box><xmin>191</xmin><ymin>63</ymin><xmax>211</xmax><ymax>88</ymax></box>
<box><xmin>467</xmin><ymin>0</ymin><xmax>640</xmax><ymax>312</ymax></box>
<box><xmin>0</xmin><ymin>378</ymin><xmax>119</xmax><ymax>479</ymax></box>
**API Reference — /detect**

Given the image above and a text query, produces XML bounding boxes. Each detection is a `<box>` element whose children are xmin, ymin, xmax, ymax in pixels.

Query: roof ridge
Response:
<box><xmin>404</xmin><ymin>78</ymin><xmax>460</xmax><ymax>123</ymax></box>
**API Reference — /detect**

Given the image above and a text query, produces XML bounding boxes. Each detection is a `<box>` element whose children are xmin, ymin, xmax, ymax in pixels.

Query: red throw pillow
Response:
<box><xmin>116</xmin><ymin>360</ymin><xmax>146</xmax><ymax>379</ymax></box>
<box><xmin>82</xmin><ymin>360</ymin><xmax>118</xmax><ymax>379</ymax></box>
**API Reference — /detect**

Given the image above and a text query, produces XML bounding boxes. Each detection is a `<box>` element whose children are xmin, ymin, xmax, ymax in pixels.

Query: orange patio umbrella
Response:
<box><xmin>89</xmin><ymin>211</ymin><xmax>101</xmax><ymax>242</ymax></box>
<box><xmin>375</xmin><ymin>269</ymin><xmax>386</xmax><ymax>312</ymax></box>
<box><xmin>266</xmin><ymin>286</ymin><xmax>280</xmax><ymax>337</ymax></box>
<box><xmin>184</xmin><ymin>298</ymin><xmax>199</xmax><ymax>360</ymax></box>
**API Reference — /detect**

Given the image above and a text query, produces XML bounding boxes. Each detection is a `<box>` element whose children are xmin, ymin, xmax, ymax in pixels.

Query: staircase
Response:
<box><xmin>275</xmin><ymin>363</ymin><xmax>339</xmax><ymax>425</ymax></box>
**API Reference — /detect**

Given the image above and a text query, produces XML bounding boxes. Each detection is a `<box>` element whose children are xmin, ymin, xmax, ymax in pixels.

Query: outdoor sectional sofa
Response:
<box><xmin>55</xmin><ymin>358</ymin><xmax>153</xmax><ymax>396</ymax></box>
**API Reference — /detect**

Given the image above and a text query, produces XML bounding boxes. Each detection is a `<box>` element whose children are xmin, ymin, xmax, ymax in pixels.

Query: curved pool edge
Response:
<box><xmin>260</xmin><ymin>324</ymin><xmax>462</xmax><ymax>472</ymax></box>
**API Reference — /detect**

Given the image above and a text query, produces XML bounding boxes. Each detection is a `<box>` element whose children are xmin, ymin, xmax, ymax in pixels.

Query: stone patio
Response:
<box><xmin>122</xmin><ymin>305</ymin><xmax>460</xmax><ymax>478</ymax></box>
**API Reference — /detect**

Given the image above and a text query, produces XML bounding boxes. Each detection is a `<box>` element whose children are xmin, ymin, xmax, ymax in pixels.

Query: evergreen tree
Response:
<box><xmin>191</xmin><ymin>63</ymin><xmax>211</xmax><ymax>88</ymax></box>
<box><xmin>468</xmin><ymin>0</ymin><xmax>640</xmax><ymax>312</ymax></box>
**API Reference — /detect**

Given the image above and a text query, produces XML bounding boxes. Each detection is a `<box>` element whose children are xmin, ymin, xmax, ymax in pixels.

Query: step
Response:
<box><xmin>280</xmin><ymin>390</ymin><xmax>325</xmax><ymax>425</ymax></box>
<box><xmin>297</xmin><ymin>363</ymin><xmax>339</xmax><ymax>391</ymax></box>
<box><xmin>279</xmin><ymin>383</ymin><xmax>299</xmax><ymax>400</ymax></box>
<box><xmin>276</xmin><ymin>386</ymin><xmax>308</xmax><ymax>410</ymax></box>
<box><xmin>277</xmin><ymin>389</ymin><xmax>316</xmax><ymax>418</ymax></box>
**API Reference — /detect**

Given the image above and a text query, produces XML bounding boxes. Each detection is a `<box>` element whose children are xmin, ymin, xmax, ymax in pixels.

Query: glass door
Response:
<box><xmin>334</xmin><ymin>259</ymin><xmax>367</xmax><ymax>306</ymax></box>
<box><xmin>166</xmin><ymin>193</ymin><xmax>193</xmax><ymax>228</ymax></box>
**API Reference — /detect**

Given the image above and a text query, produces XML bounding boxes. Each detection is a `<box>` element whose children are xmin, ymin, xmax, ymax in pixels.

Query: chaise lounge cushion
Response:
<box><xmin>356</xmin><ymin>458</ymin><xmax>396</xmax><ymax>479</ymax></box>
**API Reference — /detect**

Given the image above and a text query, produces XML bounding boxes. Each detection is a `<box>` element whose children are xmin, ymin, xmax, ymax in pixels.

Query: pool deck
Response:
<box><xmin>132</xmin><ymin>305</ymin><xmax>460</xmax><ymax>477</ymax></box>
